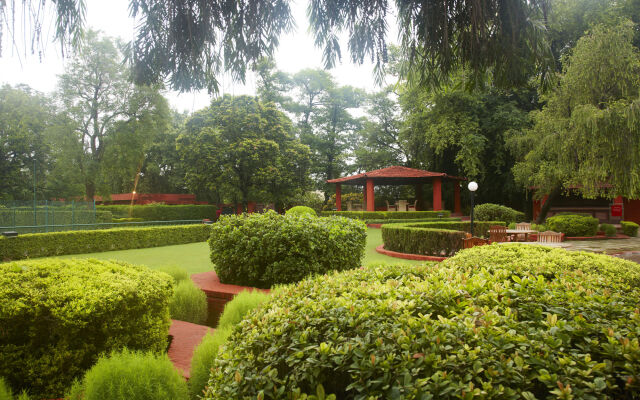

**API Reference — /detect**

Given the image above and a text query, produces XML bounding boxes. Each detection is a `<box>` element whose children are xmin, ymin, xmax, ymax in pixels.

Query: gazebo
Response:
<box><xmin>327</xmin><ymin>166</ymin><xmax>466</xmax><ymax>214</ymax></box>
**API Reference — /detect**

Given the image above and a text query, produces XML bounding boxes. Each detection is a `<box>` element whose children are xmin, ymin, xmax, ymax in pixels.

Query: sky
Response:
<box><xmin>0</xmin><ymin>0</ymin><xmax>398</xmax><ymax>112</ymax></box>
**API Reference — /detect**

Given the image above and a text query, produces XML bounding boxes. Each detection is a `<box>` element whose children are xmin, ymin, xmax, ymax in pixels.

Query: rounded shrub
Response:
<box><xmin>600</xmin><ymin>223</ymin><xmax>617</xmax><ymax>236</ymax></box>
<box><xmin>217</xmin><ymin>290</ymin><xmax>271</xmax><ymax>330</ymax></box>
<box><xmin>169</xmin><ymin>280</ymin><xmax>208</xmax><ymax>325</ymax></box>
<box><xmin>209</xmin><ymin>211</ymin><xmax>367</xmax><ymax>288</ymax></box>
<box><xmin>203</xmin><ymin>248</ymin><xmax>640</xmax><ymax>399</ymax></box>
<box><xmin>474</xmin><ymin>203</ymin><xmax>525</xmax><ymax>224</ymax></box>
<box><xmin>285</xmin><ymin>206</ymin><xmax>317</xmax><ymax>217</ymax></box>
<box><xmin>0</xmin><ymin>259</ymin><xmax>173</xmax><ymax>398</ymax></box>
<box><xmin>546</xmin><ymin>214</ymin><xmax>599</xmax><ymax>236</ymax></box>
<box><xmin>622</xmin><ymin>221</ymin><xmax>639</xmax><ymax>237</ymax></box>
<box><xmin>66</xmin><ymin>349</ymin><xmax>188</xmax><ymax>400</ymax></box>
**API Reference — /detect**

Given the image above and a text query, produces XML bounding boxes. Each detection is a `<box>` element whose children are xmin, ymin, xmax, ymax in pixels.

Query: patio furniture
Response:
<box><xmin>397</xmin><ymin>200</ymin><xmax>408</xmax><ymax>212</ymax></box>
<box><xmin>463</xmin><ymin>237</ymin><xmax>491</xmax><ymax>249</ymax></box>
<box><xmin>407</xmin><ymin>200</ymin><xmax>418</xmax><ymax>211</ymax></box>
<box><xmin>538</xmin><ymin>230</ymin><xmax>563</xmax><ymax>243</ymax></box>
<box><xmin>386</xmin><ymin>201</ymin><xmax>398</xmax><ymax>211</ymax></box>
<box><xmin>489</xmin><ymin>225</ymin><xmax>509</xmax><ymax>242</ymax></box>
<box><xmin>506</xmin><ymin>228</ymin><xmax>538</xmax><ymax>242</ymax></box>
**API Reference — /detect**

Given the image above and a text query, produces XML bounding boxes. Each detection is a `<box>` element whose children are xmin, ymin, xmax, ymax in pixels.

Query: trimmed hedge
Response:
<box><xmin>0</xmin><ymin>209</ymin><xmax>113</xmax><ymax>232</ymax></box>
<box><xmin>0</xmin><ymin>259</ymin><xmax>173</xmax><ymax>398</ymax></box>
<box><xmin>365</xmin><ymin>217</ymin><xmax>461</xmax><ymax>224</ymax></box>
<box><xmin>622</xmin><ymin>220</ymin><xmax>639</xmax><ymax>237</ymax></box>
<box><xmin>474</xmin><ymin>203</ymin><xmax>525</xmax><ymax>224</ymax></box>
<box><xmin>0</xmin><ymin>224</ymin><xmax>210</xmax><ymax>261</ymax></box>
<box><xmin>203</xmin><ymin>248</ymin><xmax>640</xmax><ymax>399</ymax></box>
<box><xmin>97</xmin><ymin>204</ymin><xmax>216</xmax><ymax>221</ymax></box>
<box><xmin>320</xmin><ymin>210</ymin><xmax>451</xmax><ymax>220</ymax></box>
<box><xmin>285</xmin><ymin>206</ymin><xmax>317</xmax><ymax>216</ymax></box>
<box><xmin>546</xmin><ymin>214</ymin><xmax>599</xmax><ymax>236</ymax></box>
<box><xmin>381</xmin><ymin>221</ymin><xmax>504</xmax><ymax>256</ymax></box>
<box><xmin>113</xmin><ymin>217</ymin><xmax>145</xmax><ymax>223</ymax></box>
<box><xmin>209</xmin><ymin>211</ymin><xmax>367</xmax><ymax>288</ymax></box>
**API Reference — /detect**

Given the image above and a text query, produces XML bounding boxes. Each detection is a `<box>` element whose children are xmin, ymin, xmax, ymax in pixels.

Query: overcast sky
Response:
<box><xmin>0</xmin><ymin>0</ymin><xmax>398</xmax><ymax>112</ymax></box>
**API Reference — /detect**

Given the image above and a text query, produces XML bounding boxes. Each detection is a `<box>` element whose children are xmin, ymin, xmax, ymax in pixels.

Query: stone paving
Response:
<box><xmin>525</xmin><ymin>237</ymin><xmax>640</xmax><ymax>262</ymax></box>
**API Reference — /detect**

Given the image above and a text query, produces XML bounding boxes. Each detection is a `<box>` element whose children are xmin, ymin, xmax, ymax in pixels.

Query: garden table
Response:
<box><xmin>397</xmin><ymin>200</ymin><xmax>408</xmax><ymax>211</ymax></box>
<box><xmin>505</xmin><ymin>229</ymin><xmax>538</xmax><ymax>242</ymax></box>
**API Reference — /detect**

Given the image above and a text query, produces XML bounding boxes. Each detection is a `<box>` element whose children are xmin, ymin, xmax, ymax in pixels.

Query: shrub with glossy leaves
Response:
<box><xmin>209</xmin><ymin>211</ymin><xmax>366</xmax><ymax>288</ymax></box>
<box><xmin>622</xmin><ymin>221</ymin><xmax>639</xmax><ymax>237</ymax></box>
<box><xmin>473</xmin><ymin>203</ymin><xmax>525</xmax><ymax>224</ymax></box>
<box><xmin>203</xmin><ymin>247</ymin><xmax>640</xmax><ymax>399</ymax></box>
<box><xmin>0</xmin><ymin>259</ymin><xmax>173</xmax><ymax>398</ymax></box>
<box><xmin>546</xmin><ymin>214</ymin><xmax>599</xmax><ymax>236</ymax></box>
<box><xmin>285</xmin><ymin>206</ymin><xmax>317</xmax><ymax>217</ymax></box>
<box><xmin>66</xmin><ymin>349</ymin><xmax>188</xmax><ymax>400</ymax></box>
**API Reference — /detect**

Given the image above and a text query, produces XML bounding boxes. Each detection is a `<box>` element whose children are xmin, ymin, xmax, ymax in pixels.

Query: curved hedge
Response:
<box><xmin>203</xmin><ymin>249</ymin><xmax>640</xmax><ymax>399</ymax></box>
<box><xmin>209</xmin><ymin>211</ymin><xmax>367</xmax><ymax>288</ymax></box>
<box><xmin>0</xmin><ymin>224</ymin><xmax>210</xmax><ymax>261</ymax></box>
<box><xmin>474</xmin><ymin>203</ymin><xmax>525</xmax><ymax>224</ymax></box>
<box><xmin>0</xmin><ymin>259</ymin><xmax>173</xmax><ymax>398</ymax></box>
<box><xmin>320</xmin><ymin>210</ymin><xmax>451</xmax><ymax>220</ymax></box>
<box><xmin>285</xmin><ymin>206</ymin><xmax>317</xmax><ymax>216</ymax></box>
<box><xmin>381</xmin><ymin>221</ymin><xmax>504</xmax><ymax>256</ymax></box>
<box><xmin>546</xmin><ymin>214</ymin><xmax>599</xmax><ymax>236</ymax></box>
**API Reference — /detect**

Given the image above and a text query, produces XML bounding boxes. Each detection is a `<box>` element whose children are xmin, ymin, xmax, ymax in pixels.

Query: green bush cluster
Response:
<box><xmin>322</xmin><ymin>192</ymin><xmax>363</xmax><ymax>211</ymax></box>
<box><xmin>66</xmin><ymin>350</ymin><xmax>189</xmax><ymax>400</ymax></box>
<box><xmin>203</xmin><ymin>246</ymin><xmax>640</xmax><ymax>399</ymax></box>
<box><xmin>285</xmin><ymin>206</ymin><xmax>317</xmax><ymax>216</ymax></box>
<box><xmin>170</xmin><ymin>280</ymin><xmax>208</xmax><ymax>325</ymax></box>
<box><xmin>210</xmin><ymin>211</ymin><xmax>367</xmax><ymax>288</ymax></box>
<box><xmin>97</xmin><ymin>204</ymin><xmax>217</xmax><ymax>221</ymax></box>
<box><xmin>364</xmin><ymin>217</ymin><xmax>461</xmax><ymax>224</ymax></box>
<box><xmin>600</xmin><ymin>223</ymin><xmax>617</xmax><ymax>236</ymax></box>
<box><xmin>381</xmin><ymin>221</ymin><xmax>504</xmax><ymax>256</ymax></box>
<box><xmin>0</xmin><ymin>259</ymin><xmax>173</xmax><ymax>398</ymax></box>
<box><xmin>622</xmin><ymin>220</ymin><xmax>639</xmax><ymax>237</ymax></box>
<box><xmin>320</xmin><ymin>210</ymin><xmax>451</xmax><ymax>220</ymax></box>
<box><xmin>546</xmin><ymin>214</ymin><xmax>599</xmax><ymax>236</ymax></box>
<box><xmin>0</xmin><ymin>224</ymin><xmax>210</xmax><ymax>261</ymax></box>
<box><xmin>473</xmin><ymin>203</ymin><xmax>525</xmax><ymax>224</ymax></box>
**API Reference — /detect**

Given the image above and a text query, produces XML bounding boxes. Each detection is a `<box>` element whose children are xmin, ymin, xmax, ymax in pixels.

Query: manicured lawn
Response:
<box><xmin>53</xmin><ymin>228</ymin><xmax>426</xmax><ymax>274</ymax></box>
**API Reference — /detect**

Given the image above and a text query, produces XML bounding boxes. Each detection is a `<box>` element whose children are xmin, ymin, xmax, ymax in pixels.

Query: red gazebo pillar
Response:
<box><xmin>433</xmin><ymin>178</ymin><xmax>442</xmax><ymax>211</ymax></box>
<box><xmin>366</xmin><ymin>179</ymin><xmax>375</xmax><ymax>211</ymax></box>
<box><xmin>336</xmin><ymin>184</ymin><xmax>342</xmax><ymax>211</ymax></box>
<box><xmin>454</xmin><ymin>182</ymin><xmax>461</xmax><ymax>215</ymax></box>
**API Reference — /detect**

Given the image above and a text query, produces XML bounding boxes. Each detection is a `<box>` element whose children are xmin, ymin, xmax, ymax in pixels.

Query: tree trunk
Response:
<box><xmin>535</xmin><ymin>185</ymin><xmax>562</xmax><ymax>224</ymax></box>
<box><xmin>85</xmin><ymin>180</ymin><xmax>96</xmax><ymax>203</ymax></box>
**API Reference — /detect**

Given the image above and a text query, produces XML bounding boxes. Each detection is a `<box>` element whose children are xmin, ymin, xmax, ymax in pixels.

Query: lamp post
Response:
<box><xmin>468</xmin><ymin>181</ymin><xmax>478</xmax><ymax>236</ymax></box>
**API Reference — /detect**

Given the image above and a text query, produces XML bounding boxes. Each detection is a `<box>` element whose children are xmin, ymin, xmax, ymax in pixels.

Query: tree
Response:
<box><xmin>512</xmin><ymin>21</ymin><xmax>640</xmax><ymax>221</ymax></box>
<box><xmin>52</xmin><ymin>30</ymin><xmax>170</xmax><ymax>200</ymax></box>
<box><xmin>177</xmin><ymin>95</ymin><xmax>311</xmax><ymax>209</ymax></box>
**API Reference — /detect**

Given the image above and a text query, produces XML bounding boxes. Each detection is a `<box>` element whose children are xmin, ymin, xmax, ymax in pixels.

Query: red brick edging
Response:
<box><xmin>375</xmin><ymin>244</ymin><xmax>448</xmax><ymax>262</ymax></box>
<box><xmin>168</xmin><ymin>319</ymin><xmax>214</xmax><ymax>379</ymax></box>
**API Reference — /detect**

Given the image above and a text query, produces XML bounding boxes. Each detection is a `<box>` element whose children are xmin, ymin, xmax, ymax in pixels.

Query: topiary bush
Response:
<box><xmin>600</xmin><ymin>223</ymin><xmax>617</xmax><ymax>236</ymax></box>
<box><xmin>169</xmin><ymin>280</ymin><xmax>208</xmax><ymax>325</ymax></box>
<box><xmin>473</xmin><ymin>203</ymin><xmax>525</xmax><ymax>224</ymax></box>
<box><xmin>622</xmin><ymin>221</ymin><xmax>640</xmax><ymax>237</ymax></box>
<box><xmin>66</xmin><ymin>349</ymin><xmax>189</xmax><ymax>400</ymax></box>
<box><xmin>209</xmin><ymin>211</ymin><xmax>367</xmax><ymax>288</ymax></box>
<box><xmin>203</xmin><ymin>248</ymin><xmax>640</xmax><ymax>399</ymax></box>
<box><xmin>0</xmin><ymin>259</ymin><xmax>173</xmax><ymax>398</ymax></box>
<box><xmin>546</xmin><ymin>214</ymin><xmax>599</xmax><ymax>236</ymax></box>
<box><xmin>285</xmin><ymin>206</ymin><xmax>317</xmax><ymax>217</ymax></box>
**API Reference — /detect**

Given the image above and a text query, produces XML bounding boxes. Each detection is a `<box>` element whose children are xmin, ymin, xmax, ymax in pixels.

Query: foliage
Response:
<box><xmin>0</xmin><ymin>209</ymin><xmax>112</xmax><ymax>233</ymax></box>
<box><xmin>209</xmin><ymin>211</ymin><xmax>366</xmax><ymax>288</ymax></box>
<box><xmin>320</xmin><ymin>211</ymin><xmax>451</xmax><ymax>220</ymax></box>
<box><xmin>188</xmin><ymin>328</ymin><xmax>233</xmax><ymax>400</ymax></box>
<box><xmin>217</xmin><ymin>291</ymin><xmax>271</xmax><ymax>331</ymax></box>
<box><xmin>97</xmin><ymin>204</ymin><xmax>217</xmax><ymax>221</ymax></box>
<box><xmin>600</xmin><ymin>223</ymin><xmax>617</xmax><ymax>236</ymax></box>
<box><xmin>323</xmin><ymin>192</ymin><xmax>363</xmax><ymax>211</ymax></box>
<box><xmin>65</xmin><ymin>349</ymin><xmax>188</xmax><ymax>400</ymax></box>
<box><xmin>112</xmin><ymin>217</ymin><xmax>145</xmax><ymax>223</ymax></box>
<box><xmin>474</xmin><ymin>203</ymin><xmax>526</xmax><ymax>224</ymax></box>
<box><xmin>621</xmin><ymin>221</ymin><xmax>640</xmax><ymax>237</ymax></box>
<box><xmin>0</xmin><ymin>259</ymin><xmax>172</xmax><ymax>398</ymax></box>
<box><xmin>287</xmin><ymin>191</ymin><xmax>325</xmax><ymax>214</ymax></box>
<box><xmin>546</xmin><ymin>214</ymin><xmax>599</xmax><ymax>236</ymax></box>
<box><xmin>285</xmin><ymin>206</ymin><xmax>317</xmax><ymax>217</ymax></box>
<box><xmin>203</xmin><ymin>252</ymin><xmax>640</xmax><ymax>399</ymax></box>
<box><xmin>156</xmin><ymin>265</ymin><xmax>190</xmax><ymax>283</ymax></box>
<box><xmin>382</xmin><ymin>226</ymin><xmax>467</xmax><ymax>257</ymax></box>
<box><xmin>0</xmin><ymin>378</ymin><xmax>11</xmax><ymax>400</ymax></box>
<box><xmin>0</xmin><ymin>224</ymin><xmax>210</xmax><ymax>261</ymax></box>
<box><xmin>169</xmin><ymin>280</ymin><xmax>208</xmax><ymax>325</ymax></box>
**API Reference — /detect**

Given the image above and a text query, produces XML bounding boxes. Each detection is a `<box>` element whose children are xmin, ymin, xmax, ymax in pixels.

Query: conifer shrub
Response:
<box><xmin>209</xmin><ymin>211</ymin><xmax>366</xmax><ymax>288</ymax></box>
<box><xmin>169</xmin><ymin>280</ymin><xmax>208</xmax><ymax>325</ymax></box>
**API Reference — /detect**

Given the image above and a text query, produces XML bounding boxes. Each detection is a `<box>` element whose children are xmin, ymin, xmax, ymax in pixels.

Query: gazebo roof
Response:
<box><xmin>327</xmin><ymin>166</ymin><xmax>466</xmax><ymax>185</ymax></box>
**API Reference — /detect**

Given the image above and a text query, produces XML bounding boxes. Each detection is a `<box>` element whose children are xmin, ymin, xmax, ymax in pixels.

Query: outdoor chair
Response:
<box><xmin>514</xmin><ymin>222</ymin><xmax>532</xmax><ymax>241</ymax></box>
<box><xmin>488</xmin><ymin>225</ymin><xmax>509</xmax><ymax>242</ymax></box>
<box><xmin>537</xmin><ymin>230</ymin><xmax>563</xmax><ymax>243</ymax></box>
<box><xmin>407</xmin><ymin>200</ymin><xmax>418</xmax><ymax>211</ymax></box>
<box><xmin>463</xmin><ymin>237</ymin><xmax>491</xmax><ymax>249</ymax></box>
<box><xmin>386</xmin><ymin>201</ymin><xmax>397</xmax><ymax>212</ymax></box>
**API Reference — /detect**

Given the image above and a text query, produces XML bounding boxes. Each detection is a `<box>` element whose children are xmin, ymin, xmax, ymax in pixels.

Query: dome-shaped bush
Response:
<box><xmin>474</xmin><ymin>203</ymin><xmax>525</xmax><ymax>224</ymax></box>
<box><xmin>285</xmin><ymin>206</ymin><xmax>317</xmax><ymax>217</ymax></box>
<box><xmin>203</xmin><ymin>248</ymin><xmax>640</xmax><ymax>399</ymax></box>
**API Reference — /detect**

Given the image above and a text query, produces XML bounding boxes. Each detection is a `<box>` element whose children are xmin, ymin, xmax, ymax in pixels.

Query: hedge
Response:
<box><xmin>203</xmin><ymin>250</ymin><xmax>640</xmax><ymax>399</ymax></box>
<box><xmin>364</xmin><ymin>217</ymin><xmax>461</xmax><ymax>224</ymax></box>
<box><xmin>600</xmin><ymin>223</ymin><xmax>617</xmax><ymax>236</ymax></box>
<box><xmin>473</xmin><ymin>203</ymin><xmax>525</xmax><ymax>224</ymax></box>
<box><xmin>285</xmin><ymin>206</ymin><xmax>317</xmax><ymax>217</ymax></box>
<box><xmin>209</xmin><ymin>211</ymin><xmax>367</xmax><ymax>288</ymax></box>
<box><xmin>622</xmin><ymin>221</ymin><xmax>639</xmax><ymax>237</ymax></box>
<box><xmin>381</xmin><ymin>221</ymin><xmax>504</xmax><ymax>256</ymax></box>
<box><xmin>320</xmin><ymin>210</ymin><xmax>451</xmax><ymax>220</ymax></box>
<box><xmin>546</xmin><ymin>214</ymin><xmax>599</xmax><ymax>236</ymax></box>
<box><xmin>0</xmin><ymin>259</ymin><xmax>173</xmax><ymax>398</ymax></box>
<box><xmin>97</xmin><ymin>204</ymin><xmax>217</xmax><ymax>221</ymax></box>
<box><xmin>0</xmin><ymin>224</ymin><xmax>210</xmax><ymax>261</ymax></box>
<box><xmin>0</xmin><ymin>209</ymin><xmax>113</xmax><ymax>232</ymax></box>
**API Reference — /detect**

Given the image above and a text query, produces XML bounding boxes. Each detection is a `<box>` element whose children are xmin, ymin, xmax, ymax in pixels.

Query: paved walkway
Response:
<box><xmin>168</xmin><ymin>319</ymin><xmax>213</xmax><ymax>379</ymax></box>
<box><xmin>527</xmin><ymin>237</ymin><xmax>640</xmax><ymax>262</ymax></box>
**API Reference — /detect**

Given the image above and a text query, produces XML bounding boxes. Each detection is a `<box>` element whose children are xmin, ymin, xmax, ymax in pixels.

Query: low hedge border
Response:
<box><xmin>364</xmin><ymin>217</ymin><xmax>461</xmax><ymax>224</ymax></box>
<box><xmin>320</xmin><ymin>210</ymin><xmax>452</xmax><ymax>220</ymax></box>
<box><xmin>0</xmin><ymin>224</ymin><xmax>210</xmax><ymax>261</ymax></box>
<box><xmin>97</xmin><ymin>204</ymin><xmax>217</xmax><ymax>221</ymax></box>
<box><xmin>381</xmin><ymin>221</ymin><xmax>505</xmax><ymax>257</ymax></box>
<box><xmin>621</xmin><ymin>221</ymin><xmax>639</xmax><ymax>237</ymax></box>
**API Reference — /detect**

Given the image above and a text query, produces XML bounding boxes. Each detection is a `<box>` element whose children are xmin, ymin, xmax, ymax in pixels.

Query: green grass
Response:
<box><xmin>51</xmin><ymin>228</ymin><xmax>427</xmax><ymax>274</ymax></box>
